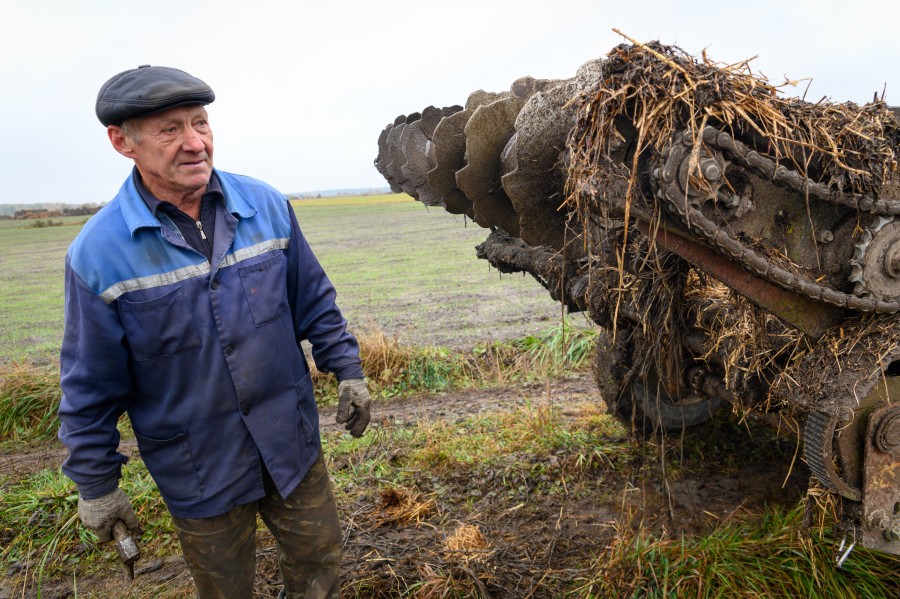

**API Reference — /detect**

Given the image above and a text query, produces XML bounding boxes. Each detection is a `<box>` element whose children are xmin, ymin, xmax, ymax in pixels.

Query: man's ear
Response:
<box><xmin>108</xmin><ymin>126</ymin><xmax>137</xmax><ymax>158</ymax></box>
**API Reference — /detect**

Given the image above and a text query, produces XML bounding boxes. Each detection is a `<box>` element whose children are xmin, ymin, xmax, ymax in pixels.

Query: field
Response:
<box><xmin>0</xmin><ymin>195</ymin><xmax>565</xmax><ymax>366</ymax></box>
<box><xmin>1</xmin><ymin>195</ymin><xmax>898</xmax><ymax>598</ymax></box>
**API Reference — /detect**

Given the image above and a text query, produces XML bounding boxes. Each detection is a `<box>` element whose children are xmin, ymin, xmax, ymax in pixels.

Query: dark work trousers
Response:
<box><xmin>171</xmin><ymin>452</ymin><xmax>341</xmax><ymax>599</ymax></box>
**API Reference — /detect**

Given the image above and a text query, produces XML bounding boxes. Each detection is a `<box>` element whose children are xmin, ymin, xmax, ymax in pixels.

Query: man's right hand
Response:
<box><xmin>77</xmin><ymin>488</ymin><xmax>141</xmax><ymax>542</ymax></box>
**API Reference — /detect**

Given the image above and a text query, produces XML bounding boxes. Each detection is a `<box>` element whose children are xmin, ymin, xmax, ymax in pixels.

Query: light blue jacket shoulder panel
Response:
<box><xmin>67</xmin><ymin>169</ymin><xmax>286</xmax><ymax>304</ymax></box>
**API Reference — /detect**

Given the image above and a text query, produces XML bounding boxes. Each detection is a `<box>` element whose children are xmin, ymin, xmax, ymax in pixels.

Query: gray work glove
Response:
<box><xmin>77</xmin><ymin>487</ymin><xmax>141</xmax><ymax>542</ymax></box>
<box><xmin>336</xmin><ymin>378</ymin><xmax>372</xmax><ymax>437</ymax></box>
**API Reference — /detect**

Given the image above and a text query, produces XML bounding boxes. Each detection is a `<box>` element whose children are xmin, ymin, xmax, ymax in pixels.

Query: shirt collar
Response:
<box><xmin>133</xmin><ymin>170</ymin><xmax>224</xmax><ymax>217</ymax></box>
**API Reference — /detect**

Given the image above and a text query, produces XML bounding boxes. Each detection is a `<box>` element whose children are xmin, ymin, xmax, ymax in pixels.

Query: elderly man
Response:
<box><xmin>57</xmin><ymin>65</ymin><xmax>371</xmax><ymax>599</ymax></box>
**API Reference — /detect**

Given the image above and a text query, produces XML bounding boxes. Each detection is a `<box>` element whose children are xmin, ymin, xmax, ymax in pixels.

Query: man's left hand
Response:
<box><xmin>336</xmin><ymin>378</ymin><xmax>372</xmax><ymax>437</ymax></box>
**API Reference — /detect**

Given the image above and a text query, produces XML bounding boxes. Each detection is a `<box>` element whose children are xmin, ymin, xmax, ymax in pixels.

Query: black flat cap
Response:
<box><xmin>96</xmin><ymin>65</ymin><xmax>215</xmax><ymax>126</ymax></box>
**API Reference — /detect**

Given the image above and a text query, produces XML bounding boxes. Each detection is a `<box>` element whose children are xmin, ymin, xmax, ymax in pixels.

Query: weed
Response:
<box><xmin>577</xmin><ymin>503</ymin><xmax>900</xmax><ymax>598</ymax></box>
<box><xmin>0</xmin><ymin>362</ymin><xmax>60</xmax><ymax>442</ymax></box>
<box><xmin>310</xmin><ymin>323</ymin><xmax>597</xmax><ymax>407</ymax></box>
<box><xmin>520</xmin><ymin>317</ymin><xmax>598</xmax><ymax>372</ymax></box>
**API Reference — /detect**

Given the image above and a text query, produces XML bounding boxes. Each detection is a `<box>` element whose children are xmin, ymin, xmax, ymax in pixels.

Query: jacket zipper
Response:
<box><xmin>196</xmin><ymin>220</ymin><xmax>213</xmax><ymax>259</ymax></box>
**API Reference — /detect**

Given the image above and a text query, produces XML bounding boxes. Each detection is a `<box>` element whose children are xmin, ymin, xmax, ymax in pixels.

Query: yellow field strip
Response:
<box><xmin>289</xmin><ymin>193</ymin><xmax>414</xmax><ymax>207</ymax></box>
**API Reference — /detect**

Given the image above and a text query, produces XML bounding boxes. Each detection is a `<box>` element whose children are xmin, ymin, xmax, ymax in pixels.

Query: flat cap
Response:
<box><xmin>96</xmin><ymin>65</ymin><xmax>215</xmax><ymax>126</ymax></box>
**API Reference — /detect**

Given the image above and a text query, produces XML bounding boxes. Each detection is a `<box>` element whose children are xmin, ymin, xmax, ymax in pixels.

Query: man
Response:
<box><xmin>57</xmin><ymin>65</ymin><xmax>372</xmax><ymax>599</ymax></box>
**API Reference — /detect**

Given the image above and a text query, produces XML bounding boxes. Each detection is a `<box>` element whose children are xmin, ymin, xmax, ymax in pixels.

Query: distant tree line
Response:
<box><xmin>0</xmin><ymin>204</ymin><xmax>104</xmax><ymax>220</ymax></box>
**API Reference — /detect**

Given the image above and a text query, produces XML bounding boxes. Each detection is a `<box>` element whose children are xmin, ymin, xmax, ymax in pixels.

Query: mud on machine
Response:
<box><xmin>374</xmin><ymin>40</ymin><xmax>900</xmax><ymax>557</ymax></box>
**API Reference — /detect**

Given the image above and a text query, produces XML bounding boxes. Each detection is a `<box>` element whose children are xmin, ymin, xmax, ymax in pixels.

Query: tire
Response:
<box><xmin>591</xmin><ymin>334</ymin><xmax>725</xmax><ymax>432</ymax></box>
<box><xmin>630</xmin><ymin>380</ymin><xmax>726</xmax><ymax>432</ymax></box>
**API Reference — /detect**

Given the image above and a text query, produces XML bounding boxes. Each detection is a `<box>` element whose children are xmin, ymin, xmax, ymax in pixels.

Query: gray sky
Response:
<box><xmin>2</xmin><ymin>0</ymin><xmax>897</xmax><ymax>205</ymax></box>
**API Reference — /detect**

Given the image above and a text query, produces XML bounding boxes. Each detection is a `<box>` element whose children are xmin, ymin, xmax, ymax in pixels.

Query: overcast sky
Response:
<box><xmin>2</xmin><ymin>0</ymin><xmax>897</xmax><ymax>205</ymax></box>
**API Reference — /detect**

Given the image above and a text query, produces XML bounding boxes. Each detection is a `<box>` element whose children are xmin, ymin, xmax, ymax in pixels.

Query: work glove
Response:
<box><xmin>336</xmin><ymin>378</ymin><xmax>372</xmax><ymax>437</ymax></box>
<box><xmin>77</xmin><ymin>487</ymin><xmax>141</xmax><ymax>543</ymax></box>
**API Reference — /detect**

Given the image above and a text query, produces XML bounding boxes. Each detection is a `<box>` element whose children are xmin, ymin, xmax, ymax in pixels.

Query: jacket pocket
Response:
<box><xmin>134</xmin><ymin>430</ymin><xmax>203</xmax><ymax>501</ymax></box>
<box><xmin>295</xmin><ymin>373</ymin><xmax>318</xmax><ymax>446</ymax></box>
<box><xmin>119</xmin><ymin>286</ymin><xmax>201</xmax><ymax>362</ymax></box>
<box><xmin>239</xmin><ymin>253</ymin><xmax>289</xmax><ymax>327</ymax></box>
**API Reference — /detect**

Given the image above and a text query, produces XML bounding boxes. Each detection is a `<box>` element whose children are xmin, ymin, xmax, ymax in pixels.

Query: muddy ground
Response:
<box><xmin>1</xmin><ymin>373</ymin><xmax>807</xmax><ymax>598</ymax></box>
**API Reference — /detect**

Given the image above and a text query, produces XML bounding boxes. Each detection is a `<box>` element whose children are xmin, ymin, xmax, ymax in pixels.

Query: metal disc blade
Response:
<box><xmin>502</xmin><ymin>79</ymin><xmax>578</xmax><ymax>249</ymax></box>
<box><xmin>456</xmin><ymin>95</ymin><xmax>525</xmax><ymax>235</ymax></box>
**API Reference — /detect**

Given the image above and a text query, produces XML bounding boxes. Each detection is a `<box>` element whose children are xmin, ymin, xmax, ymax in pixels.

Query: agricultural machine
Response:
<box><xmin>373</xmin><ymin>41</ymin><xmax>900</xmax><ymax>557</ymax></box>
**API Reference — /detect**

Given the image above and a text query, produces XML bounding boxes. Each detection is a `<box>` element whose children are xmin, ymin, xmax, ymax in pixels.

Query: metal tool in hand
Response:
<box><xmin>113</xmin><ymin>520</ymin><xmax>140</xmax><ymax>579</ymax></box>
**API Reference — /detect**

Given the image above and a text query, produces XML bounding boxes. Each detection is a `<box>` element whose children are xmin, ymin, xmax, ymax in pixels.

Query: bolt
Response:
<box><xmin>886</xmin><ymin>520</ymin><xmax>900</xmax><ymax>542</ymax></box>
<box><xmin>884</xmin><ymin>240</ymin><xmax>900</xmax><ymax>279</ymax></box>
<box><xmin>700</xmin><ymin>158</ymin><xmax>721</xmax><ymax>181</ymax></box>
<box><xmin>874</xmin><ymin>407</ymin><xmax>900</xmax><ymax>454</ymax></box>
<box><xmin>817</xmin><ymin>230</ymin><xmax>835</xmax><ymax>244</ymax></box>
<box><xmin>869</xmin><ymin>511</ymin><xmax>891</xmax><ymax>530</ymax></box>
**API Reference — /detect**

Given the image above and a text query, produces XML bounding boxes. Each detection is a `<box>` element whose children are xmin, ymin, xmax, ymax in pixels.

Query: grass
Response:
<box><xmin>4</xmin><ymin>385</ymin><xmax>900</xmax><ymax>597</ymax></box>
<box><xmin>0</xmin><ymin>217</ymin><xmax>84</xmax><ymax>365</ymax></box>
<box><xmin>0</xmin><ymin>362</ymin><xmax>60</xmax><ymax>442</ymax></box>
<box><xmin>579</xmin><ymin>504</ymin><xmax>900</xmax><ymax>598</ymax></box>
<box><xmin>0</xmin><ymin>195</ymin><xmax>566</xmax><ymax>365</ymax></box>
<box><xmin>330</xmin><ymin>402</ymin><xmax>899</xmax><ymax>598</ymax></box>
<box><xmin>289</xmin><ymin>193</ymin><xmax>411</xmax><ymax>207</ymax></box>
<box><xmin>290</xmin><ymin>196</ymin><xmax>571</xmax><ymax>348</ymax></box>
<box><xmin>1</xmin><ymin>458</ymin><xmax>173</xmax><ymax>587</ymax></box>
<box><xmin>0</xmin><ymin>318</ymin><xmax>596</xmax><ymax>449</ymax></box>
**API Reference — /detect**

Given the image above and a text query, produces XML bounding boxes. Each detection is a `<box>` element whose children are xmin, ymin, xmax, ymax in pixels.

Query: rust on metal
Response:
<box><xmin>635</xmin><ymin>219</ymin><xmax>845</xmax><ymax>339</ymax></box>
<box><xmin>862</xmin><ymin>403</ymin><xmax>900</xmax><ymax>551</ymax></box>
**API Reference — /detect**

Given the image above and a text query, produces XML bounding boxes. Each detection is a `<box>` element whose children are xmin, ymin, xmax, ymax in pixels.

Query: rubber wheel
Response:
<box><xmin>591</xmin><ymin>333</ymin><xmax>725</xmax><ymax>432</ymax></box>
<box><xmin>630</xmin><ymin>380</ymin><xmax>726</xmax><ymax>432</ymax></box>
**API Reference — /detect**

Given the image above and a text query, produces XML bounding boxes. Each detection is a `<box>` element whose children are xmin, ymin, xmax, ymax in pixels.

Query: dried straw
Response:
<box><xmin>563</xmin><ymin>37</ymin><xmax>898</xmax><ymax>409</ymax></box>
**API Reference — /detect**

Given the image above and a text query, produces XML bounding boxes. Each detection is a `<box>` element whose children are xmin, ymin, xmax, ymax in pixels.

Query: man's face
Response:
<box><xmin>113</xmin><ymin>105</ymin><xmax>214</xmax><ymax>202</ymax></box>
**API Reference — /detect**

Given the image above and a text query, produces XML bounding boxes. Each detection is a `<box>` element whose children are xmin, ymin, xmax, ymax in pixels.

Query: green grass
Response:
<box><xmin>291</xmin><ymin>196</ymin><xmax>571</xmax><ymax>348</ymax></box>
<box><xmin>1</xmin><ymin>318</ymin><xmax>596</xmax><ymax>449</ymax></box>
<box><xmin>579</xmin><ymin>504</ymin><xmax>900</xmax><ymax>598</ymax></box>
<box><xmin>0</xmin><ymin>362</ymin><xmax>60</xmax><ymax>442</ymax></box>
<box><xmin>1</xmin><ymin>458</ymin><xmax>173</xmax><ymax>586</ymax></box>
<box><xmin>321</xmin><ymin>401</ymin><xmax>899</xmax><ymax>598</ymax></box>
<box><xmin>0</xmin><ymin>195</ymin><xmax>567</xmax><ymax>365</ymax></box>
<box><xmin>290</xmin><ymin>193</ymin><xmax>411</xmax><ymax>207</ymax></box>
<box><xmin>4</xmin><ymin>386</ymin><xmax>899</xmax><ymax>597</ymax></box>
<box><xmin>0</xmin><ymin>217</ymin><xmax>85</xmax><ymax>365</ymax></box>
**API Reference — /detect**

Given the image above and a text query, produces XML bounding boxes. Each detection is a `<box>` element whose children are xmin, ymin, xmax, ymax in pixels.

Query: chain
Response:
<box><xmin>653</xmin><ymin>126</ymin><xmax>900</xmax><ymax>313</ymax></box>
<box><xmin>697</xmin><ymin>126</ymin><xmax>900</xmax><ymax>215</ymax></box>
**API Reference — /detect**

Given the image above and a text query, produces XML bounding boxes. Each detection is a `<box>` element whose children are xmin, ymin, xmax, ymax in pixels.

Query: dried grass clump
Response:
<box><xmin>769</xmin><ymin>312</ymin><xmax>900</xmax><ymax>415</ymax></box>
<box><xmin>567</xmin><ymin>33</ymin><xmax>898</xmax><ymax>217</ymax></box>
<box><xmin>0</xmin><ymin>361</ymin><xmax>61</xmax><ymax>441</ymax></box>
<box><xmin>443</xmin><ymin>524</ymin><xmax>491</xmax><ymax>564</ymax></box>
<box><xmin>373</xmin><ymin>487</ymin><xmax>436</xmax><ymax>528</ymax></box>
<box><xmin>685</xmin><ymin>272</ymin><xmax>808</xmax><ymax>395</ymax></box>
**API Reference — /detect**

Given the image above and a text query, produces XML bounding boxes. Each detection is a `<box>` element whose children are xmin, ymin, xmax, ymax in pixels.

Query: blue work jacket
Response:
<box><xmin>58</xmin><ymin>169</ymin><xmax>363</xmax><ymax>519</ymax></box>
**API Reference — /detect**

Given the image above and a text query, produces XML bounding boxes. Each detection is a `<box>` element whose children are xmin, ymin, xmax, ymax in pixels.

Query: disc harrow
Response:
<box><xmin>373</xmin><ymin>41</ymin><xmax>900</xmax><ymax>556</ymax></box>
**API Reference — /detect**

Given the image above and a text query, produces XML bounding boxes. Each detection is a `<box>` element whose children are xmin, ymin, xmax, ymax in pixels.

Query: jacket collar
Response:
<box><xmin>119</xmin><ymin>167</ymin><xmax>256</xmax><ymax>236</ymax></box>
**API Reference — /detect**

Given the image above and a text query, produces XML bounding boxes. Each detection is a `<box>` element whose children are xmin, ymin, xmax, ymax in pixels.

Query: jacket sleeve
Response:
<box><xmin>284</xmin><ymin>203</ymin><xmax>364</xmax><ymax>380</ymax></box>
<box><xmin>57</xmin><ymin>256</ymin><xmax>133</xmax><ymax>499</ymax></box>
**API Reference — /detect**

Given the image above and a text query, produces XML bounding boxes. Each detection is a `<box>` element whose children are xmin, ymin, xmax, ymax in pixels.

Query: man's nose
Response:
<box><xmin>181</xmin><ymin>129</ymin><xmax>206</xmax><ymax>152</ymax></box>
